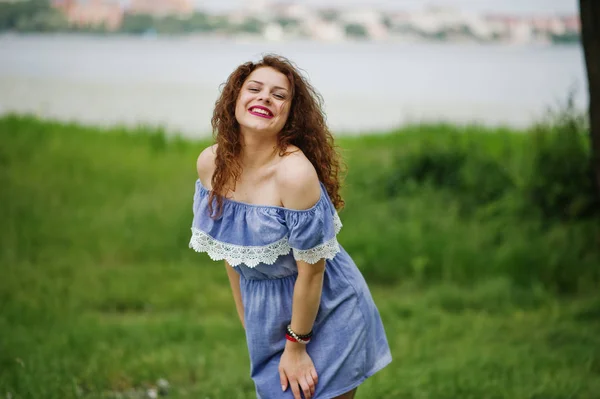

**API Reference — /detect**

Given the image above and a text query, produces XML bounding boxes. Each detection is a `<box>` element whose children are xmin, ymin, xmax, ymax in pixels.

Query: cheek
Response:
<box><xmin>235</xmin><ymin>95</ymin><xmax>245</xmax><ymax>109</ymax></box>
<box><xmin>235</xmin><ymin>96</ymin><xmax>247</xmax><ymax>116</ymax></box>
<box><xmin>277</xmin><ymin>104</ymin><xmax>291</xmax><ymax>121</ymax></box>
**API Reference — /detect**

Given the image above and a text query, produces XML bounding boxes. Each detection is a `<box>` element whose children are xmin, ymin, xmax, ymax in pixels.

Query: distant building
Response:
<box><xmin>508</xmin><ymin>18</ymin><xmax>534</xmax><ymax>43</ymax></box>
<box><xmin>52</xmin><ymin>0</ymin><xmax>123</xmax><ymax>31</ymax></box>
<box><xmin>307</xmin><ymin>20</ymin><xmax>344</xmax><ymax>42</ymax></box>
<box><xmin>263</xmin><ymin>23</ymin><xmax>284</xmax><ymax>41</ymax></box>
<box><xmin>339</xmin><ymin>9</ymin><xmax>388</xmax><ymax>40</ymax></box>
<box><xmin>275</xmin><ymin>3</ymin><xmax>314</xmax><ymax>20</ymax></box>
<box><xmin>530</xmin><ymin>16</ymin><xmax>566</xmax><ymax>35</ymax></box>
<box><xmin>127</xmin><ymin>0</ymin><xmax>193</xmax><ymax>17</ymax></box>
<box><xmin>562</xmin><ymin>16</ymin><xmax>581</xmax><ymax>33</ymax></box>
<box><xmin>51</xmin><ymin>0</ymin><xmax>75</xmax><ymax>13</ymax></box>
<box><xmin>241</xmin><ymin>0</ymin><xmax>269</xmax><ymax>14</ymax></box>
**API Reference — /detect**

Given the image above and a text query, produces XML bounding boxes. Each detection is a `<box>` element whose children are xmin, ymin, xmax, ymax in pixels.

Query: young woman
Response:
<box><xmin>190</xmin><ymin>55</ymin><xmax>391</xmax><ymax>399</ymax></box>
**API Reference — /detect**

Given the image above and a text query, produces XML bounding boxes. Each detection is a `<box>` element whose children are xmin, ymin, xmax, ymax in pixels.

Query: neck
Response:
<box><xmin>239</xmin><ymin>129</ymin><xmax>279</xmax><ymax>169</ymax></box>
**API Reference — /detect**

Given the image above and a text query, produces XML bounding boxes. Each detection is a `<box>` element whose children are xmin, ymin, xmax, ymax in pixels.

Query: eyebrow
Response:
<box><xmin>248</xmin><ymin>80</ymin><xmax>289</xmax><ymax>92</ymax></box>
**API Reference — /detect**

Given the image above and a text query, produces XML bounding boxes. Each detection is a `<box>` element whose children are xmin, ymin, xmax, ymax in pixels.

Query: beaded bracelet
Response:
<box><xmin>286</xmin><ymin>324</ymin><xmax>313</xmax><ymax>344</ymax></box>
<box><xmin>287</xmin><ymin>324</ymin><xmax>313</xmax><ymax>339</ymax></box>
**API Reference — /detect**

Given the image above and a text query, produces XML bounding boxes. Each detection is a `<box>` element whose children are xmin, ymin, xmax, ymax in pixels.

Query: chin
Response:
<box><xmin>246</xmin><ymin>121</ymin><xmax>275</xmax><ymax>131</ymax></box>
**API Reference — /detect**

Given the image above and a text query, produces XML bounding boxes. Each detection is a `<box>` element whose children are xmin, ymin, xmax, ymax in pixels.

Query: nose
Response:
<box><xmin>257</xmin><ymin>91</ymin><xmax>271</xmax><ymax>104</ymax></box>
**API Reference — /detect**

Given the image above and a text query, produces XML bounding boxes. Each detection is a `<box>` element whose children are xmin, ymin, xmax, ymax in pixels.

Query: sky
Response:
<box><xmin>195</xmin><ymin>0</ymin><xmax>579</xmax><ymax>15</ymax></box>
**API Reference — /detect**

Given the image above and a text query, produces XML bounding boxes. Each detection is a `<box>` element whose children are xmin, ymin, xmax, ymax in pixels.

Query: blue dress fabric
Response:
<box><xmin>189</xmin><ymin>179</ymin><xmax>392</xmax><ymax>398</ymax></box>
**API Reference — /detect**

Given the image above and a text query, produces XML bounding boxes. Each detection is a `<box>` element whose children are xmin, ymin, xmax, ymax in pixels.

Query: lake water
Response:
<box><xmin>0</xmin><ymin>34</ymin><xmax>588</xmax><ymax>137</ymax></box>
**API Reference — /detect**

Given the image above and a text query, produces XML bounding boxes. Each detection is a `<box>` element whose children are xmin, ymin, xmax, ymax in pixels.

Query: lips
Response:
<box><xmin>248</xmin><ymin>106</ymin><xmax>274</xmax><ymax>119</ymax></box>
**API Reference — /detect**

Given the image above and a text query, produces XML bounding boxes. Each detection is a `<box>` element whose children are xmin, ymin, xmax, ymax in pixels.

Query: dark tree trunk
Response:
<box><xmin>580</xmin><ymin>0</ymin><xmax>600</xmax><ymax>199</ymax></box>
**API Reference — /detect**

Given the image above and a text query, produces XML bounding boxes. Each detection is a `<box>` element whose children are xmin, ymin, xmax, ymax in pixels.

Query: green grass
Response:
<box><xmin>1</xmin><ymin>115</ymin><xmax>600</xmax><ymax>398</ymax></box>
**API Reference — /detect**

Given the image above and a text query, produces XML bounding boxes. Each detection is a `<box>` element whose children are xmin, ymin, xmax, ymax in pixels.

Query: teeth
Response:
<box><xmin>251</xmin><ymin>108</ymin><xmax>270</xmax><ymax>116</ymax></box>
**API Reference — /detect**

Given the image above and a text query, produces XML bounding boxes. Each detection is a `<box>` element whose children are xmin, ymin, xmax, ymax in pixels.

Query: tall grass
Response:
<box><xmin>339</xmin><ymin>117</ymin><xmax>599</xmax><ymax>292</ymax></box>
<box><xmin>1</xmin><ymin>114</ymin><xmax>599</xmax><ymax>398</ymax></box>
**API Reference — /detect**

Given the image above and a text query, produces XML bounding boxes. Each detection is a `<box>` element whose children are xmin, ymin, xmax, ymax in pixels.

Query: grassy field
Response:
<box><xmin>1</xmin><ymin>115</ymin><xmax>600</xmax><ymax>398</ymax></box>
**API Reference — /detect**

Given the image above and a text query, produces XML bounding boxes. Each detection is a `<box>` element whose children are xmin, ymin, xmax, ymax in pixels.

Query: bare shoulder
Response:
<box><xmin>276</xmin><ymin>146</ymin><xmax>321</xmax><ymax>210</ymax></box>
<box><xmin>196</xmin><ymin>144</ymin><xmax>218</xmax><ymax>187</ymax></box>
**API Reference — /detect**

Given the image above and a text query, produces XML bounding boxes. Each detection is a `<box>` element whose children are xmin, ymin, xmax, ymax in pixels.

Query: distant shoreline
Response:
<box><xmin>0</xmin><ymin>31</ymin><xmax>582</xmax><ymax>47</ymax></box>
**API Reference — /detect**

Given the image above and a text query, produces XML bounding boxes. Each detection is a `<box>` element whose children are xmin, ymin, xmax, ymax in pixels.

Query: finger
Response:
<box><xmin>300</xmin><ymin>376</ymin><xmax>312</xmax><ymax>399</ymax></box>
<box><xmin>304</xmin><ymin>374</ymin><xmax>315</xmax><ymax>397</ymax></box>
<box><xmin>290</xmin><ymin>379</ymin><xmax>302</xmax><ymax>399</ymax></box>
<box><xmin>311</xmin><ymin>368</ymin><xmax>319</xmax><ymax>385</ymax></box>
<box><xmin>279</xmin><ymin>368</ymin><xmax>288</xmax><ymax>392</ymax></box>
<box><xmin>306</xmin><ymin>373</ymin><xmax>316</xmax><ymax>396</ymax></box>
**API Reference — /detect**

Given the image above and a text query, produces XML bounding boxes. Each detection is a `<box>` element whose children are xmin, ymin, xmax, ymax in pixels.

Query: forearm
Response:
<box><xmin>225</xmin><ymin>261</ymin><xmax>245</xmax><ymax>329</ymax></box>
<box><xmin>290</xmin><ymin>259</ymin><xmax>325</xmax><ymax>337</ymax></box>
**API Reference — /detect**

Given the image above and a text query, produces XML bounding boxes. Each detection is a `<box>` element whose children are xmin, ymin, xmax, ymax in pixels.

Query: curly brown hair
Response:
<box><xmin>209</xmin><ymin>54</ymin><xmax>345</xmax><ymax>217</ymax></box>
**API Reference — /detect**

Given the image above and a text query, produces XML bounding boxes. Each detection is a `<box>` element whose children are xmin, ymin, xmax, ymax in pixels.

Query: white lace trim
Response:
<box><xmin>292</xmin><ymin>235</ymin><xmax>341</xmax><ymax>264</ymax></box>
<box><xmin>189</xmin><ymin>212</ymin><xmax>343</xmax><ymax>267</ymax></box>
<box><xmin>189</xmin><ymin>228</ymin><xmax>291</xmax><ymax>267</ymax></box>
<box><xmin>333</xmin><ymin>212</ymin><xmax>343</xmax><ymax>234</ymax></box>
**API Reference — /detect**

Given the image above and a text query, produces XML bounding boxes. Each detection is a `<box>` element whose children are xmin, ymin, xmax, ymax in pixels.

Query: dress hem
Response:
<box><xmin>317</xmin><ymin>351</ymin><xmax>392</xmax><ymax>399</ymax></box>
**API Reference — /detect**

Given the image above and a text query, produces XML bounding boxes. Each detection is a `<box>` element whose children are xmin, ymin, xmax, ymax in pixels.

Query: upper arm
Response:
<box><xmin>196</xmin><ymin>144</ymin><xmax>217</xmax><ymax>188</ymax></box>
<box><xmin>277</xmin><ymin>151</ymin><xmax>328</xmax><ymax>274</ymax></box>
<box><xmin>277</xmin><ymin>151</ymin><xmax>321</xmax><ymax>210</ymax></box>
<box><xmin>296</xmin><ymin>258</ymin><xmax>326</xmax><ymax>276</ymax></box>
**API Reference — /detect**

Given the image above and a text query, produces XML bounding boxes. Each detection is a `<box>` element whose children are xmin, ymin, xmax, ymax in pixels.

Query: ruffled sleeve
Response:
<box><xmin>189</xmin><ymin>179</ymin><xmax>290</xmax><ymax>267</ymax></box>
<box><xmin>189</xmin><ymin>179</ymin><xmax>343</xmax><ymax>267</ymax></box>
<box><xmin>284</xmin><ymin>189</ymin><xmax>343</xmax><ymax>264</ymax></box>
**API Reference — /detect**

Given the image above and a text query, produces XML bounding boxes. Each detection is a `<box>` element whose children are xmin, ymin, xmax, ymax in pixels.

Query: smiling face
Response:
<box><xmin>234</xmin><ymin>66</ymin><xmax>292</xmax><ymax>137</ymax></box>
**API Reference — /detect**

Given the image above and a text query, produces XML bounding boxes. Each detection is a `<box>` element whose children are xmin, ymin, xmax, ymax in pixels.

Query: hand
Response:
<box><xmin>279</xmin><ymin>342</ymin><xmax>319</xmax><ymax>399</ymax></box>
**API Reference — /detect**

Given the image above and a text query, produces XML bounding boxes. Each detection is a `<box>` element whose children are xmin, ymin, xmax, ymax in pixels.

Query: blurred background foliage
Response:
<box><xmin>1</xmin><ymin>107</ymin><xmax>600</xmax><ymax>397</ymax></box>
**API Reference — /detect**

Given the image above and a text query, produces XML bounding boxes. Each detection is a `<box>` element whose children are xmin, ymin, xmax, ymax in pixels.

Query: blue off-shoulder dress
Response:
<box><xmin>189</xmin><ymin>179</ymin><xmax>392</xmax><ymax>398</ymax></box>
